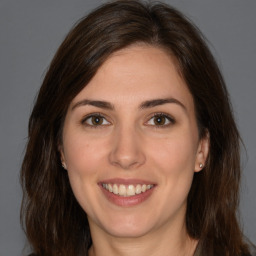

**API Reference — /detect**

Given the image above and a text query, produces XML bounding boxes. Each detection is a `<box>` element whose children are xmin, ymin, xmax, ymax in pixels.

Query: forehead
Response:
<box><xmin>70</xmin><ymin>44</ymin><xmax>194</xmax><ymax>111</ymax></box>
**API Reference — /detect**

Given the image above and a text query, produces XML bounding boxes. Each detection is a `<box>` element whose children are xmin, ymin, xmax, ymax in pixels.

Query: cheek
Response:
<box><xmin>63</xmin><ymin>129</ymin><xmax>107</xmax><ymax>173</ymax></box>
<box><xmin>148</xmin><ymin>133</ymin><xmax>197</xmax><ymax>198</ymax></box>
<box><xmin>63</xmin><ymin>136</ymin><xmax>106</xmax><ymax>214</ymax></box>
<box><xmin>62</xmin><ymin>134</ymin><xmax>104</xmax><ymax>198</ymax></box>
<box><xmin>150</xmin><ymin>133</ymin><xmax>197</xmax><ymax>173</ymax></box>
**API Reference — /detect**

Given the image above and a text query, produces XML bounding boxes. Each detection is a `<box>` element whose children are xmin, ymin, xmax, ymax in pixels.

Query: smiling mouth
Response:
<box><xmin>102</xmin><ymin>183</ymin><xmax>154</xmax><ymax>197</ymax></box>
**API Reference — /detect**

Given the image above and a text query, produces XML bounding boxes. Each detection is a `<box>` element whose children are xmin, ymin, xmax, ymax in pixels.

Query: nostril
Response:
<box><xmin>108</xmin><ymin>149</ymin><xmax>146</xmax><ymax>170</ymax></box>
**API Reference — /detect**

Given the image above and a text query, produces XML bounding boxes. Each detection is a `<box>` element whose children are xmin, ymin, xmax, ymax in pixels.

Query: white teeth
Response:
<box><xmin>113</xmin><ymin>184</ymin><xmax>118</xmax><ymax>194</ymax></box>
<box><xmin>126</xmin><ymin>185</ymin><xmax>135</xmax><ymax>196</ymax></box>
<box><xmin>119</xmin><ymin>184</ymin><xmax>126</xmax><ymax>196</ymax></box>
<box><xmin>147</xmin><ymin>184</ymin><xmax>152</xmax><ymax>190</ymax></box>
<box><xmin>102</xmin><ymin>183</ymin><xmax>154</xmax><ymax>197</ymax></box>
<box><xmin>135</xmin><ymin>184</ymin><xmax>142</xmax><ymax>194</ymax></box>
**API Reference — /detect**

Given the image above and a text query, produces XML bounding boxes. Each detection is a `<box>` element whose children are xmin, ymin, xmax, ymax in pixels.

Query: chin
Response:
<box><xmin>105</xmin><ymin>223</ymin><xmax>151</xmax><ymax>238</ymax></box>
<box><xmin>95</xmin><ymin>213</ymin><xmax>155</xmax><ymax>238</ymax></box>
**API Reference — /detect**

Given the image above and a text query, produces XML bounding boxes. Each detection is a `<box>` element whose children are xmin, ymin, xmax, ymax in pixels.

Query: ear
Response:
<box><xmin>194</xmin><ymin>131</ymin><xmax>210</xmax><ymax>172</ymax></box>
<box><xmin>58</xmin><ymin>145</ymin><xmax>67</xmax><ymax>169</ymax></box>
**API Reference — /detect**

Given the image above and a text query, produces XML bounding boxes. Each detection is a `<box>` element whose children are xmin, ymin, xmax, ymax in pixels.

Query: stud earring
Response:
<box><xmin>199</xmin><ymin>163</ymin><xmax>203</xmax><ymax>168</ymax></box>
<box><xmin>62</xmin><ymin>162</ymin><xmax>67</xmax><ymax>170</ymax></box>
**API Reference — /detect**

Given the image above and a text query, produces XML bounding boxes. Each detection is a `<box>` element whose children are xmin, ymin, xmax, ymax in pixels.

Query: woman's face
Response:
<box><xmin>61</xmin><ymin>45</ymin><xmax>209</xmax><ymax>238</ymax></box>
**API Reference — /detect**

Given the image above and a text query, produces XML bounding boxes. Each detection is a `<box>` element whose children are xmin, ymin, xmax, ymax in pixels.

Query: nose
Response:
<box><xmin>108</xmin><ymin>125</ymin><xmax>146</xmax><ymax>170</ymax></box>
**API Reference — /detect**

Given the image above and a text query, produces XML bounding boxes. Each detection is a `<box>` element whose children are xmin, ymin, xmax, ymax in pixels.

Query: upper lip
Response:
<box><xmin>99</xmin><ymin>178</ymin><xmax>156</xmax><ymax>185</ymax></box>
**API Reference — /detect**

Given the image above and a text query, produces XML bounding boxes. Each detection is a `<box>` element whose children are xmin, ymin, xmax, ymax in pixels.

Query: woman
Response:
<box><xmin>21</xmin><ymin>1</ymin><xmax>255</xmax><ymax>255</ymax></box>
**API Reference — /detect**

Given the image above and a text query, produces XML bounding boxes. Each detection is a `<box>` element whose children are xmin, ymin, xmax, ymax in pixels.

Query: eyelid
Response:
<box><xmin>145</xmin><ymin>112</ymin><xmax>176</xmax><ymax>127</ymax></box>
<box><xmin>81</xmin><ymin>112</ymin><xmax>111</xmax><ymax>127</ymax></box>
<box><xmin>80</xmin><ymin>112</ymin><xmax>175</xmax><ymax>128</ymax></box>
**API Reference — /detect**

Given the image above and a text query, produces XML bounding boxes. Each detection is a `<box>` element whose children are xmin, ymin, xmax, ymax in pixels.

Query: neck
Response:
<box><xmin>88</xmin><ymin>219</ymin><xmax>198</xmax><ymax>256</ymax></box>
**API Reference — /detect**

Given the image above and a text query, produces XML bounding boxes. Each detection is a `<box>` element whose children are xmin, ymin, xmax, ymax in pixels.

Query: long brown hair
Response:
<box><xmin>21</xmin><ymin>1</ymin><xmax>250</xmax><ymax>255</ymax></box>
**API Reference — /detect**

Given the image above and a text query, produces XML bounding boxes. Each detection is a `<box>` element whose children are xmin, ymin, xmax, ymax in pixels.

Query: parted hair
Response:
<box><xmin>21</xmin><ymin>1</ymin><xmax>250</xmax><ymax>255</ymax></box>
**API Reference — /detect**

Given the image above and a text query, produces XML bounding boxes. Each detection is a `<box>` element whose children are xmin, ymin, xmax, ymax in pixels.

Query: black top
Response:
<box><xmin>28</xmin><ymin>252</ymin><xmax>256</xmax><ymax>256</ymax></box>
<box><xmin>28</xmin><ymin>242</ymin><xmax>256</xmax><ymax>256</ymax></box>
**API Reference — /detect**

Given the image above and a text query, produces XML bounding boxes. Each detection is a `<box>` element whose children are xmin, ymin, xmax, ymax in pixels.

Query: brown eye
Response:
<box><xmin>153</xmin><ymin>116</ymin><xmax>166</xmax><ymax>125</ymax></box>
<box><xmin>146</xmin><ymin>114</ymin><xmax>174</xmax><ymax>127</ymax></box>
<box><xmin>91</xmin><ymin>116</ymin><xmax>103</xmax><ymax>125</ymax></box>
<box><xmin>83</xmin><ymin>114</ymin><xmax>110</xmax><ymax>126</ymax></box>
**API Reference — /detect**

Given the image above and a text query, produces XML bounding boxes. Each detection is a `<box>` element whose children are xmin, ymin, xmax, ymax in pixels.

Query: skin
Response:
<box><xmin>60</xmin><ymin>44</ymin><xmax>209</xmax><ymax>256</ymax></box>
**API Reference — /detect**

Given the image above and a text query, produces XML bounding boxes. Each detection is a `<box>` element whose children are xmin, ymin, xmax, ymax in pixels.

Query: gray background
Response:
<box><xmin>0</xmin><ymin>0</ymin><xmax>255</xmax><ymax>255</ymax></box>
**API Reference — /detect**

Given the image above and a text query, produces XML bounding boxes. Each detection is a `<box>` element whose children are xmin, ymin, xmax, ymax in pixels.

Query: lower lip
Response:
<box><xmin>100</xmin><ymin>185</ymin><xmax>155</xmax><ymax>207</ymax></box>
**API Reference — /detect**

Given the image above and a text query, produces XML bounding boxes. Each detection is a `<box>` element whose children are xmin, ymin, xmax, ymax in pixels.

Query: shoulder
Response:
<box><xmin>248</xmin><ymin>241</ymin><xmax>256</xmax><ymax>256</ymax></box>
<box><xmin>248</xmin><ymin>243</ymin><xmax>256</xmax><ymax>256</ymax></box>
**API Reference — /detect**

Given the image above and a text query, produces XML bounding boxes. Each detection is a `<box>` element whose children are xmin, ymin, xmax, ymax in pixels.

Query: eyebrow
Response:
<box><xmin>139</xmin><ymin>98</ymin><xmax>186</xmax><ymax>111</ymax></box>
<box><xmin>71</xmin><ymin>99</ymin><xmax>114</xmax><ymax>111</ymax></box>
<box><xmin>71</xmin><ymin>98</ymin><xmax>186</xmax><ymax>112</ymax></box>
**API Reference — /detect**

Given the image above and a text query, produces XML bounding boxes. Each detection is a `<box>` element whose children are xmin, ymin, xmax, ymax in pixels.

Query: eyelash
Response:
<box><xmin>81</xmin><ymin>112</ymin><xmax>175</xmax><ymax>128</ymax></box>
<box><xmin>81</xmin><ymin>113</ymin><xmax>111</xmax><ymax>128</ymax></box>
<box><xmin>146</xmin><ymin>113</ymin><xmax>175</xmax><ymax>128</ymax></box>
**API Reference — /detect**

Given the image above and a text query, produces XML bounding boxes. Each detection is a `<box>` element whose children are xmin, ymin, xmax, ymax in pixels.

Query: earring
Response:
<box><xmin>199</xmin><ymin>163</ymin><xmax>203</xmax><ymax>168</ymax></box>
<box><xmin>62</xmin><ymin>162</ymin><xmax>67</xmax><ymax>170</ymax></box>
